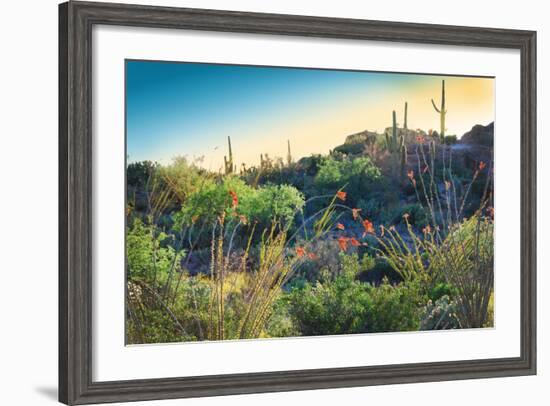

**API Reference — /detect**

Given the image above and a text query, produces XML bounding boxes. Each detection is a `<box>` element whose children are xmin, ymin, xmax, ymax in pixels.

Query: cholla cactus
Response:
<box><xmin>420</xmin><ymin>295</ymin><xmax>461</xmax><ymax>330</ymax></box>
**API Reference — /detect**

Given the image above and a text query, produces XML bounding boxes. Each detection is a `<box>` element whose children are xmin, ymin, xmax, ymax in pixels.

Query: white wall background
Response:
<box><xmin>0</xmin><ymin>0</ymin><xmax>546</xmax><ymax>405</ymax></box>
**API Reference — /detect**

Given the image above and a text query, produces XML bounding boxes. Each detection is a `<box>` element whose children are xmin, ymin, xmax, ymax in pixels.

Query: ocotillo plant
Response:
<box><xmin>431</xmin><ymin>80</ymin><xmax>447</xmax><ymax>142</ymax></box>
<box><xmin>223</xmin><ymin>136</ymin><xmax>235</xmax><ymax>175</ymax></box>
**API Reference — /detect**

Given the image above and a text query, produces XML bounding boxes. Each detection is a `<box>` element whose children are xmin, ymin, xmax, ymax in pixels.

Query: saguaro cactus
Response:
<box><xmin>223</xmin><ymin>136</ymin><xmax>235</xmax><ymax>175</ymax></box>
<box><xmin>404</xmin><ymin>101</ymin><xmax>408</xmax><ymax>130</ymax></box>
<box><xmin>392</xmin><ymin>110</ymin><xmax>398</xmax><ymax>152</ymax></box>
<box><xmin>400</xmin><ymin>143</ymin><xmax>408</xmax><ymax>178</ymax></box>
<box><xmin>431</xmin><ymin>80</ymin><xmax>447</xmax><ymax>142</ymax></box>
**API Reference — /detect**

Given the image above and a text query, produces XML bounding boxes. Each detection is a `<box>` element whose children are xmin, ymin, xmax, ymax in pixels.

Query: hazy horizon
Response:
<box><xmin>126</xmin><ymin>60</ymin><xmax>494</xmax><ymax>170</ymax></box>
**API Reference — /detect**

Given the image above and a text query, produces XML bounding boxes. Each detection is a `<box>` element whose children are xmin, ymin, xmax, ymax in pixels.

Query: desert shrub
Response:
<box><xmin>392</xmin><ymin>203</ymin><xmax>429</xmax><ymax>229</ymax></box>
<box><xmin>176</xmin><ymin>177</ymin><xmax>304</xmax><ymax>231</ymax></box>
<box><xmin>126</xmin><ymin>273</ymin><xmax>213</xmax><ymax>344</ymax></box>
<box><xmin>127</xmin><ymin>160</ymin><xmax>158</xmax><ymax>188</ymax></box>
<box><xmin>314</xmin><ymin>156</ymin><xmax>381</xmax><ymax>205</ymax></box>
<box><xmin>126</xmin><ymin>217</ymin><xmax>184</xmax><ymax>284</ymax></box>
<box><xmin>420</xmin><ymin>295</ymin><xmax>461</xmax><ymax>330</ymax></box>
<box><xmin>431</xmin><ymin>215</ymin><xmax>494</xmax><ymax>328</ymax></box>
<box><xmin>443</xmin><ymin>135</ymin><xmax>458</xmax><ymax>145</ymax></box>
<box><xmin>287</xmin><ymin>254</ymin><xmax>423</xmax><ymax>335</ymax></box>
<box><xmin>359</xmin><ymin>257</ymin><xmax>403</xmax><ymax>285</ymax></box>
<box><xmin>428</xmin><ymin>282</ymin><xmax>457</xmax><ymax>302</ymax></box>
<box><xmin>364</xmin><ymin>279</ymin><xmax>423</xmax><ymax>332</ymax></box>
<box><xmin>286</xmin><ymin>261</ymin><xmax>373</xmax><ymax>336</ymax></box>
<box><xmin>265</xmin><ymin>295</ymin><xmax>300</xmax><ymax>338</ymax></box>
<box><xmin>157</xmin><ymin>156</ymin><xmax>212</xmax><ymax>202</ymax></box>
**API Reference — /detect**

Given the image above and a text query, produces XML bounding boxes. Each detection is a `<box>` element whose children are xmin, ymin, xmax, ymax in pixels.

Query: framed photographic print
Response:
<box><xmin>59</xmin><ymin>1</ymin><xmax>537</xmax><ymax>404</ymax></box>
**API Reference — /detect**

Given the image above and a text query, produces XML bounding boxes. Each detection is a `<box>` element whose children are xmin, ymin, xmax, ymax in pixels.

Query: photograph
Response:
<box><xmin>125</xmin><ymin>60</ymin><xmax>495</xmax><ymax>344</ymax></box>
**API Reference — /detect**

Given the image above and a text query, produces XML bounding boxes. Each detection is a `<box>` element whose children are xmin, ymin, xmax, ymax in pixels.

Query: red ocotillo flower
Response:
<box><xmin>228</xmin><ymin>190</ymin><xmax>238</xmax><ymax>209</ymax></box>
<box><xmin>362</xmin><ymin>219</ymin><xmax>374</xmax><ymax>236</ymax></box>
<box><xmin>338</xmin><ymin>236</ymin><xmax>349</xmax><ymax>251</ymax></box>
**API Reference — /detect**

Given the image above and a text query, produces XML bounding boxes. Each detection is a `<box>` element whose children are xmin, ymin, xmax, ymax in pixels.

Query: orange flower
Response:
<box><xmin>337</xmin><ymin>236</ymin><xmax>349</xmax><ymax>251</ymax></box>
<box><xmin>407</xmin><ymin>170</ymin><xmax>416</xmax><ymax>187</ymax></box>
<box><xmin>228</xmin><ymin>190</ymin><xmax>238</xmax><ymax>209</ymax></box>
<box><xmin>336</xmin><ymin>191</ymin><xmax>347</xmax><ymax>201</ymax></box>
<box><xmin>479</xmin><ymin>161</ymin><xmax>487</xmax><ymax>171</ymax></box>
<box><xmin>416</xmin><ymin>135</ymin><xmax>425</xmax><ymax>143</ymax></box>
<box><xmin>422</xmin><ymin>224</ymin><xmax>432</xmax><ymax>234</ymax></box>
<box><xmin>362</xmin><ymin>219</ymin><xmax>375</xmax><ymax>236</ymax></box>
<box><xmin>295</xmin><ymin>247</ymin><xmax>306</xmax><ymax>258</ymax></box>
<box><xmin>350</xmin><ymin>238</ymin><xmax>360</xmax><ymax>247</ymax></box>
<box><xmin>308</xmin><ymin>252</ymin><xmax>318</xmax><ymax>260</ymax></box>
<box><xmin>352</xmin><ymin>208</ymin><xmax>362</xmax><ymax>220</ymax></box>
<box><xmin>336</xmin><ymin>223</ymin><xmax>345</xmax><ymax>230</ymax></box>
<box><xmin>487</xmin><ymin>206</ymin><xmax>495</xmax><ymax>218</ymax></box>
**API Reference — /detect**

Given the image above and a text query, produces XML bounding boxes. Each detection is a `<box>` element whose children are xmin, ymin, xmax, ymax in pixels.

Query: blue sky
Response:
<box><xmin>126</xmin><ymin>60</ymin><xmax>494</xmax><ymax>169</ymax></box>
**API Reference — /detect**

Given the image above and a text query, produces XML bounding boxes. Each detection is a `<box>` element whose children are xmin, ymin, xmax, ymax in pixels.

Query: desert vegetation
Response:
<box><xmin>126</xmin><ymin>81</ymin><xmax>494</xmax><ymax>344</ymax></box>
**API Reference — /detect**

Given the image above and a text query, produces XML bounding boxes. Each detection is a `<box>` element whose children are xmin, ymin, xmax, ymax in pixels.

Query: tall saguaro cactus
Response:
<box><xmin>431</xmin><ymin>80</ymin><xmax>447</xmax><ymax>142</ymax></box>
<box><xmin>223</xmin><ymin>136</ymin><xmax>235</xmax><ymax>175</ymax></box>
<box><xmin>392</xmin><ymin>110</ymin><xmax>398</xmax><ymax>151</ymax></box>
<box><xmin>404</xmin><ymin>101</ymin><xmax>408</xmax><ymax>130</ymax></box>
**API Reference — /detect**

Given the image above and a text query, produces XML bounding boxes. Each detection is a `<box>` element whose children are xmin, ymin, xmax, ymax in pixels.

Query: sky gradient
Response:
<box><xmin>126</xmin><ymin>60</ymin><xmax>494</xmax><ymax>170</ymax></box>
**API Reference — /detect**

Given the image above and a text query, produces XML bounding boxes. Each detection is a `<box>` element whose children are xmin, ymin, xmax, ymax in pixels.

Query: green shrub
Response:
<box><xmin>392</xmin><ymin>203</ymin><xmax>429</xmax><ymax>229</ymax></box>
<box><xmin>286</xmin><ymin>254</ymin><xmax>423</xmax><ymax>336</ymax></box>
<box><xmin>287</xmin><ymin>267</ymin><xmax>372</xmax><ymax>336</ymax></box>
<box><xmin>443</xmin><ymin>135</ymin><xmax>458</xmax><ymax>145</ymax></box>
<box><xmin>364</xmin><ymin>279</ymin><xmax>423</xmax><ymax>332</ymax></box>
<box><xmin>176</xmin><ymin>177</ymin><xmax>304</xmax><ymax>230</ymax></box>
<box><xmin>126</xmin><ymin>218</ymin><xmax>184</xmax><ymax>283</ymax></box>
<box><xmin>314</xmin><ymin>156</ymin><xmax>381</xmax><ymax>204</ymax></box>
<box><xmin>127</xmin><ymin>160</ymin><xmax>158</xmax><ymax>188</ymax></box>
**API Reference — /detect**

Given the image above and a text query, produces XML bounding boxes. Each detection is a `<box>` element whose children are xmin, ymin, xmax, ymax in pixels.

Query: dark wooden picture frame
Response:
<box><xmin>59</xmin><ymin>1</ymin><xmax>536</xmax><ymax>404</ymax></box>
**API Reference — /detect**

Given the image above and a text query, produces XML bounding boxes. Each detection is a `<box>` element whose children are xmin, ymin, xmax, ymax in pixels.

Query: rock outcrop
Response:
<box><xmin>460</xmin><ymin>122</ymin><xmax>494</xmax><ymax>147</ymax></box>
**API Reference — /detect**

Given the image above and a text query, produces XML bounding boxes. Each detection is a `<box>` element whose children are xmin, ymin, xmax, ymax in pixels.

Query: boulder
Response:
<box><xmin>460</xmin><ymin>122</ymin><xmax>494</xmax><ymax>147</ymax></box>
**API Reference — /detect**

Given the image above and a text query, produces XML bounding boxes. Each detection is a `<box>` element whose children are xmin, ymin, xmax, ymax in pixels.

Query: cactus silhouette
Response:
<box><xmin>431</xmin><ymin>80</ymin><xmax>447</xmax><ymax>142</ymax></box>
<box><xmin>404</xmin><ymin>101</ymin><xmax>408</xmax><ymax>130</ymax></box>
<box><xmin>400</xmin><ymin>143</ymin><xmax>407</xmax><ymax>178</ymax></box>
<box><xmin>223</xmin><ymin>136</ymin><xmax>235</xmax><ymax>175</ymax></box>
<box><xmin>392</xmin><ymin>110</ymin><xmax>398</xmax><ymax>152</ymax></box>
